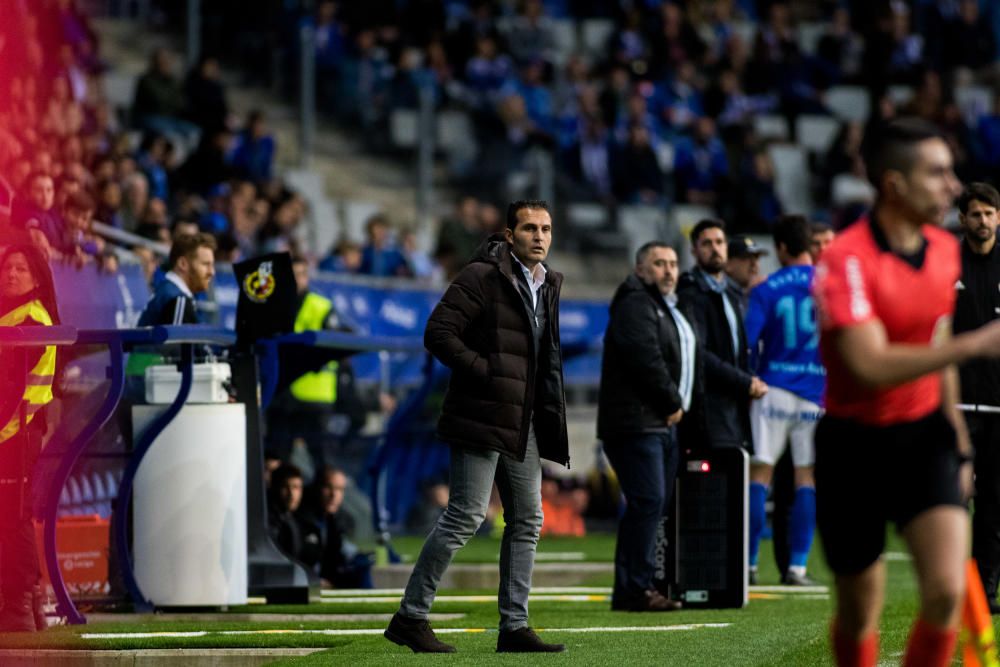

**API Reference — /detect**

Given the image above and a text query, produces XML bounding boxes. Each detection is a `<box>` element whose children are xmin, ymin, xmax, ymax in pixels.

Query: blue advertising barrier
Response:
<box><xmin>50</xmin><ymin>264</ymin><xmax>610</xmax><ymax>383</ymax></box>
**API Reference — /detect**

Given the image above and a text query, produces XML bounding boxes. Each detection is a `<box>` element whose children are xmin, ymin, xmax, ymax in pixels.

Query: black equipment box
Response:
<box><xmin>655</xmin><ymin>447</ymin><xmax>749</xmax><ymax>608</ymax></box>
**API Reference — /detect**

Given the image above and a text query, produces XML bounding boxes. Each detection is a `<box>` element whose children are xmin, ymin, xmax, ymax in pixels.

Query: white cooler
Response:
<box><xmin>144</xmin><ymin>363</ymin><xmax>231</xmax><ymax>404</ymax></box>
<box><xmin>132</xmin><ymin>376</ymin><xmax>247</xmax><ymax>606</ymax></box>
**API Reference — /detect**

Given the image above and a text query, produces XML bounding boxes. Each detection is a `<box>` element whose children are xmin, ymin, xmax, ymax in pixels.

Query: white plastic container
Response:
<box><xmin>132</xmin><ymin>403</ymin><xmax>248</xmax><ymax>606</ymax></box>
<box><xmin>144</xmin><ymin>362</ymin><xmax>231</xmax><ymax>404</ymax></box>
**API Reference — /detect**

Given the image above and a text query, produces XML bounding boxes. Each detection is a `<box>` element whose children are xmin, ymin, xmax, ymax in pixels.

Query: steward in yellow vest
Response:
<box><xmin>0</xmin><ymin>244</ymin><xmax>60</xmax><ymax>633</ymax></box>
<box><xmin>290</xmin><ymin>291</ymin><xmax>338</xmax><ymax>404</ymax></box>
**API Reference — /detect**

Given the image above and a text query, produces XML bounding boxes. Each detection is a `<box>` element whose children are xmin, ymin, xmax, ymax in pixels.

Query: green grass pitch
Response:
<box><xmin>0</xmin><ymin>533</ymin><xmax>991</xmax><ymax>665</ymax></box>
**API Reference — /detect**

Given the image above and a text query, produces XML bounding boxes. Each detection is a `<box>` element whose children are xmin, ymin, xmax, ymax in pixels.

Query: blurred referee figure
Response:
<box><xmin>598</xmin><ymin>242</ymin><xmax>696</xmax><ymax>612</ymax></box>
<box><xmin>812</xmin><ymin>119</ymin><xmax>1000</xmax><ymax>667</ymax></box>
<box><xmin>953</xmin><ymin>182</ymin><xmax>1000</xmax><ymax>614</ymax></box>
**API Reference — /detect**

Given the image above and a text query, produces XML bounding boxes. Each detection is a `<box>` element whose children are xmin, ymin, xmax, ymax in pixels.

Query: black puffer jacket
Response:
<box><xmin>425</xmin><ymin>234</ymin><xmax>570</xmax><ymax>466</ymax></box>
<box><xmin>676</xmin><ymin>268</ymin><xmax>753</xmax><ymax>450</ymax></box>
<box><xmin>597</xmin><ymin>273</ymin><xmax>701</xmax><ymax>440</ymax></box>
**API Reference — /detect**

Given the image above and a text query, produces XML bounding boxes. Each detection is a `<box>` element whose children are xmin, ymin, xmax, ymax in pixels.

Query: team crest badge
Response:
<box><xmin>243</xmin><ymin>261</ymin><xmax>276</xmax><ymax>303</ymax></box>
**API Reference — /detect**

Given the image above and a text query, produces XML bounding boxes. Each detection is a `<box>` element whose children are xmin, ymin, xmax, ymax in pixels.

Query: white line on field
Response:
<box><xmin>320</xmin><ymin>594</ymin><xmax>610</xmax><ymax>603</ymax></box>
<box><xmin>80</xmin><ymin>624</ymin><xmax>733</xmax><ymax>640</ymax></box>
<box><xmin>749</xmin><ymin>585</ymin><xmax>829</xmax><ymax>593</ymax></box>
<box><xmin>883</xmin><ymin>552</ymin><xmax>912</xmax><ymax>562</ymax></box>
<box><xmin>320</xmin><ymin>587</ymin><xmax>613</xmax><ymax>597</ymax></box>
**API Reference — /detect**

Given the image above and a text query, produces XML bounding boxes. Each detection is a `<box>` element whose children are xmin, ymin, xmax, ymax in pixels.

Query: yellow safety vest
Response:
<box><xmin>289</xmin><ymin>292</ymin><xmax>338</xmax><ymax>404</ymax></box>
<box><xmin>0</xmin><ymin>299</ymin><xmax>56</xmax><ymax>443</ymax></box>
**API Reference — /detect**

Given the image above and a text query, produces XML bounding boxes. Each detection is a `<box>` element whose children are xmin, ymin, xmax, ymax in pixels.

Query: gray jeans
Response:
<box><xmin>399</xmin><ymin>426</ymin><xmax>543</xmax><ymax>631</ymax></box>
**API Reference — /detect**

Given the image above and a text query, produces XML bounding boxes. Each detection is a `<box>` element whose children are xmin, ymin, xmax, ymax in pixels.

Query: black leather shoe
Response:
<box><xmin>989</xmin><ymin>600</ymin><xmax>1000</xmax><ymax>616</ymax></box>
<box><xmin>384</xmin><ymin>612</ymin><xmax>456</xmax><ymax>653</ymax></box>
<box><xmin>0</xmin><ymin>591</ymin><xmax>37</xmax><ymax>633</ymax></box>
<box><xmin>612</xmin><ymin>589</ymin><xmax>682</xmax><ymax>612</ymax></box>
<box><xmin>497</xmin><ymin>627</ymin><xmax>566</xmax><ymax>653</ymax></box>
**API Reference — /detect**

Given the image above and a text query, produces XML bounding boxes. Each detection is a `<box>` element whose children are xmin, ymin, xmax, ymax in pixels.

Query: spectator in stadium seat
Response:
<box><xmin>267</xmin><ymin>464</ymin><xmax>321</xmax><ymax>567</ymax></box>
<box><xmin>611</xmin><ymin>124</ymin><xmax>665</xmax><ymax>205</ymax></box>
<box><xmin>724</xmin><ymin>235</ymin><xmax>768</xmax><ymax>315</ymax></box>
<box><xmin>677</xmin><ymin>218</ymin><xmax>767</xmax><ymax>450</ymax></box>
<box><xmin>399</xmin><ymin>228</ymin><xmax>439</xmax><ymax>282</ymax></box>
<box><xmin>816</xmin><ymin>7</ymin><xmax>863</xmax><ymax>83</ymax></box>
<box><xmin>559</xmin><ymin>116</ymin><xmax>614</xmax><ymax>203</ymax></box>
<box><xmin>506</xmin><ymin>0</ymin><xmax>554</xmax><ymax>66</ymax></box>
<box><xmin>319</xmin><ymin>238</ymin><xmax>363</xmax><ymax>274</ymax></box>
<box><xmin>137</xmin><ymin>133</ymin><xmax>171</xmax><ymax>203</ymax></box>
<box><xmin>953</xmin><ymin>183</ymin><xmax>1000</xmax><ymax>614</ymax></box>
<box><xmin>120</xmin><ymin>172</ymin><xmax>149</xmax><ymax>232</ymax></box>
<box><xmin>230</xmin><ymin>110</ymin><xmax>276</xmax><ymax>182</ymax></box>
<box><xmin>733</xmin><ymin>148</ymin><xmax>782</xmax><ymax>233</ymax></box>
<box><xmin>306</xmin><ymin>467</ymin><xmax>374</xmax><ymax>589</ymax></box>
<box><xmin>137</xmin><ymin>233</ymin><xmax>216</xmax><ymax>326</ymax></box>
<box><xmin>598</xmin><ymin>242</ymin><xmax>696</xmax><ymax>612</ymax></box>
<box><xmin>940</xmin><ymin>0</ymin><xmax>996</xmax><ymax>73</ymax></box>
<box><xmin>387</xmin><ymin>200</ymin><xmax>568</xmax><ymax>654</ymax></box>
<box><xmin>658</xmin><ymin>61</ymin><xmax>704</xmax><ymax>132</ymax></box>
<box><xmin>359</xmin><ymin>214</ymin><xmax>411</xmax><ymax>277</ymax></box>
<box><xmin>648</xmin><ymin>2</ymin><xmax>706</xmax><ymax>77</ymax></box>
<box><xmin>13</xmin><ymin>172</ymin><xmax>58</xmax><ymax>237</ymax></box>
<box><xmin>132</xmin><ymin>48</ymin><xmax>200</xmax><ymax>146</ymax></box>
<box><xmin>435</xmin><ymin>196</ymin><xmax>487</xmax><ymax>277</ymax></box>
<box><xmin>183</xmin><ymin>55</ymin><xmax>229</xmax><ymax>133</ymax></box>
<box><xmin>672</xmin><ymin>116</ymin><xmax>729</xmax><ymax>206</ymax></box>
<box><xmin>464</xmin><ymin>34</ymin><xmax>514</xmax><ymax>109</ymax></box>
<box><xmin>175</xmin><ymin>128</ymin><xmax>236</xmax><ymax>196</ymax></box>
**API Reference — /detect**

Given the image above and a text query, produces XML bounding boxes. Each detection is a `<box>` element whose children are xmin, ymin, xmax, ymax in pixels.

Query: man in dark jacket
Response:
<box><xmin>953</xmin><ymin>182</ymin><xmax>1000</xmax><ymax>613</ymax></box>
<box><xmin>677</xmin><ymin>219</ymin><xmax>767</xmax><ymax>449</ymax></box>
<box><xmin>598</xmin><ymin>242</ymin><xmax>697</xmax><ymax>612</ymax></box>
<box><xmin>138</xmin><ymin>233</ymin><xmax>216</xmax><ymax>326</ymax></box>
<box><xmin>385</xmin><ymin>200</ymin><xmax>568</xmax><ymax>654</ymax></box>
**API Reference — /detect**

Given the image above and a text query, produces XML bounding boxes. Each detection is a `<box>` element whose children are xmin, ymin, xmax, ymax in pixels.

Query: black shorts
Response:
<box><xmin>815</xmin><ymin>411</ymin><xmax>965</xmax><ymax>576</ymax></box>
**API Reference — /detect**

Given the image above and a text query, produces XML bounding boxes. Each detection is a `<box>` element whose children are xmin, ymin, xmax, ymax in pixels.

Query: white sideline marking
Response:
<box><xmin>321</xmin><ymin>594</ymin><xmax>610</xmax><ymax>603</ymax></box>
<box><xmin>749</xmin><ymin>585</ymin><xmax>829</xmax><ymax>594</ymax></box>
<box><xmin>81</xmin><ymin>624</ymin><xmax>732</xmax><ymax>640</ymax></box>
<box><xmin>320</xmin><ymin>587</ymin><xmax>612</xmax><ymax>597</ymax></box>
<box><xmin>884</xmin><ymin>552</ymin><xmax>912</xmax><ymax>562</ymax></box>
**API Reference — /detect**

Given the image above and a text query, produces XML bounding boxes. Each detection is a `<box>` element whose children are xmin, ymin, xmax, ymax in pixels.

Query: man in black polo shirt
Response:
<box><xmin>953</xmin><ymin>182</ymin><xmax>1000</xmax><ymax>614</ymax></box>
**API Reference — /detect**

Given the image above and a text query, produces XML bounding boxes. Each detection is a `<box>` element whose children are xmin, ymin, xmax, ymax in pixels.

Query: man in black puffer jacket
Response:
<box><xmin>599</xmin><ymin>242</ymin><xmax>699</xmax><ymax>612</ymax></box>
<box><xmin>385</xmin><ymin>200</ymin><xmax>568</xmax><ymax>655</ymax></box>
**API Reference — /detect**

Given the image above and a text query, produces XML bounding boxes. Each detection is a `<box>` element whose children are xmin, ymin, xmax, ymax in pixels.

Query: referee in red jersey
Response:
<box><xmin>813</xmin><ymin>118</ymin><xmax>1000</xmax><ymax>667</ymax></box>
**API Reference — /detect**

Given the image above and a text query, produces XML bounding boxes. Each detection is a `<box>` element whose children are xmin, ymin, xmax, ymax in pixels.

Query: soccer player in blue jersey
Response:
<box><xmin>744</xmin><ymin>215</ymin><xmax>826</xmax><ymax>585</ymax></box>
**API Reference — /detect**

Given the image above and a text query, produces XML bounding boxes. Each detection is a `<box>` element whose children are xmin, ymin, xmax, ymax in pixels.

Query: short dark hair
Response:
<box><xmin>690</xmin><ymin>218</ymin><xmax>726</xmax><ymax>244</ymax></box>
<box><xmin>772</xmin><ymin>214</ymin><xmax>812</xmax><ymax>257</ymax></box>
<box><xmin>635</xmin><ymin>241</ymin><xmax>672</xmax><ymax>265</ymax></box>
<box><xmin>271</xmin><ymin>463</ymin><xmax>303</xmax><ymax>489</ymax></box>
<box><xmin>863</xmin><ymin>117</ymin><xmax>945</xmax><ymax>191</ymax></box>
<box><xmin>506</xmin><ymin>200</ymin><xmax>550</xmax><ymax>231</ymax></box>
<box><xmin>810</xmin><ymin>221</ymin><xmax>834</xmax><ymax>235</ymax></box>
<box><xmin>169</xmin><ymin>232</ymin><xmax>217</xmax><ymax>269</ymax></box>
<box><xmin>63</xmin><ymin>191</ymin><xmax>95</xmax><ymax>213</ymax></box>
<box><xmin>958</xmin><ymin>182</ymin><xmax>1000</xmax><ymax>215</ymax></box>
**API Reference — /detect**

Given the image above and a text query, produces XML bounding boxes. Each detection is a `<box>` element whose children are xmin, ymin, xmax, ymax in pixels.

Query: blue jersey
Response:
<box><xmin>745</xmin><ymin>265</ymin><xmax>826</xmax><ymax>405</ymax></box>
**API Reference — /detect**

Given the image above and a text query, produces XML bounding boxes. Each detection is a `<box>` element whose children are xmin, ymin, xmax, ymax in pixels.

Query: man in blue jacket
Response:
<box><xmin>138</xmin><ymin>233</ymin><xmax>216</xmax><ymax>326</ymax></box>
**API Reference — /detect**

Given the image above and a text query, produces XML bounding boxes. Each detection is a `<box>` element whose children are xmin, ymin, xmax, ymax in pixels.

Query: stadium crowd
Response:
<box><xmin>156</xmin><ymin>0</ymin><xmax>1000</xmax><ymax>233</ymax></box>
